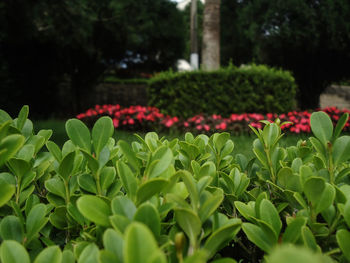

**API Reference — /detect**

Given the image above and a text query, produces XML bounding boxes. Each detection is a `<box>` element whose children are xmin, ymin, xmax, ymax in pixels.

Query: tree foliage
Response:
<box><xmin>0</xmin><ymin>0</ymin><xmax>186</xmax><ymax>118</ymax></box>
<box><xmin>223</xmin><ymin>0</ymin><xmax>350</xmax><ymax>109</ymax></box>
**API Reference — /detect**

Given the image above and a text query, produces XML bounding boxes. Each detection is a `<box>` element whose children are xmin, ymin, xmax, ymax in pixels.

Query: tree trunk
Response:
<box><xmin>202</xmin><ymin>0</ymin><xmax>221</xmax><ymax>71</ymax></box>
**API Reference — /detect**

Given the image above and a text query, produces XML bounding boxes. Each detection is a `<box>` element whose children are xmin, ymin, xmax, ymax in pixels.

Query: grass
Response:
<box><xmin>34</xmin><ymin>119</ymin><xmax>308</xmax><ymax>159</ymax></box>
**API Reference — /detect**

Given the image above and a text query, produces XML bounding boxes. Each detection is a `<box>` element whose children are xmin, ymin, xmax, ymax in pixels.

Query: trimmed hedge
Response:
<box><xmin>148</xmin><ymin>64</ymin><xmax>297</xmax><ymax>118</ymax></box>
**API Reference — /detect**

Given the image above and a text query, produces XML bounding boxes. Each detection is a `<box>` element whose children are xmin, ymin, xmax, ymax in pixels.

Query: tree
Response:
<box><xmin>0</xmin><ymin>0</ymin><xmax>186</xmax><ymax>117</ymax></box>
<box><xmin>235</xmin><ymin>0</ymin><xmax>350</xmax><ymax>109</ymax></box>
<box><xmin>202</xmin><ymin>0</ymin><xmax>221</xmax><ymax>71</ymax></box>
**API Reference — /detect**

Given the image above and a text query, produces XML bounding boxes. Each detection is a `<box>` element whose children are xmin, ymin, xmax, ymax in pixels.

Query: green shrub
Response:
<box><xmin>148</xmin><ymin>64</ymin><xmax>297</xmax><ymax>118</ymax></box>
<box><xmin>2</xmin><ymin>105</ymin><xmax>350</xmax><ymax>262</ymax></box>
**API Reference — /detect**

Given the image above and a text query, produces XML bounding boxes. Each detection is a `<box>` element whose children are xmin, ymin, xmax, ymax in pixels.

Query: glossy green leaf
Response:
<box><xmin>333</xmin><ymin>136</ymin><xmax>350</xmax><ymax>166</ymax></box>
<box><xmin>92</xmin><ymin>116</ymin><xmax>114</xmax><ymax>157</ymax></box>
<box><xmin>58</xmin><ymin>151</ymin><xmax>75</xmax><ymax>181</ymax></box>
<box><xmin>136</xmin><ymin>178</ymin><xmax>168</xmax><ymax>205</ymax></box>
<box><xmin>242</xmin><ymin>222</ymin><xmax>275</xmax><ymax>253</ymax></box>
<box><xmin>282</xmin><ymin>217</ymin><xmax>307</xmax><ymax>243</ymax></box>
<box><xmin>198</xmin><ymin>189</ymin><xmax>223</xmax><ymax>223</ymax></box>
<box><xmin>7</xmin><ymin>158</ymin><xmax>30</xmax><ymax>178</ymax></box>
<box><xmin>26</xmin><ymin>203</ymin><xmax>48</xmax><ymax>241</ymax></box>
<box><xmin>0</xmin><ymin>240</ymin><xmax>30</xmax><ymax>263</ymax></box>
<box><xmin>16</xmin><ymin>144</ymin><xmax>34</xmax><ymax>162</ymax></box>
<box><xmin>303</xmin><ymin>177</ymin><xmax>325</xmax><ymax>207</ymax></box>
<box><xmin>111</xmin><ymin>196</ymin><xmax>136</xmax><ymax>220</ymax></box>
<box><xmin>62</xmin><ymin>250</ymin><xmax>75</xmax><ymax>263</ymax></box>
<box><xmin>100</xmin><ymin>167</ymin><xmax>116</xmax><ymax>190</ymax></box>
<box><xmin>277</xmin><ymin>167</ymin><xmax>301</xmax><ymax>192</ymax></box>
<box><xmin>65</xmin><ymin>118</ymin><xmax>91</xmax><ymax>152</ymax></box>
<box><xmin>80</xmin><ymin>149</ymin><xmax>99</xmax><ymax>174</ymax></box>
<box><xmin>262</xmin><ymin>123</ymin><xmax>279</xmax><ymax>148</ymax></box>
<box><xmin>336</xmin><ymin>229</ymin><xmax>350</xmax><ymax>261</ymax></box>
<box><xmin>34</xmin><ymin>246</ymin><xmax>62</xmax><ymax>263</ymax></box>
<box><xmin>134</xmin><ymin>203</ymin><xmax>161</xmax><ymax>238</ymax></box>
<box><xmin>149</xmin><ymin>146</ymin><xmax>173</xmax><ymax>178</ymax></box>
<box><xmin>343</xmin><ymin>199</ymin><xmax>350</xmax><ymax>228</ymax></box>
<box><xmin>315</xmin><ymin>183</ymin><xmax>335</xmax><ymax>215</ymax></box>
<box><xmin>78</xmin><ymin>243</ymin><xmax>99</xmax><ymax>263</ymax></box>
<box><xmin>99</xmin><ymin>250</ymin><xmax>119</xmax><ymax>263</ymax></box>
<box><xmin>45</xmin><ymin>177</ymin><xmax>66</xmax><ymax>199</ymax></box>
<box><xmin>46</xmin><ymin>141</ymin><xmax>62</xmax><ymax>161</ymax></box>
<box><xmin>0</xmin><ymin>179</ymin><xmax>15</xmax><ymax>207</ymax></box>
<box><xmin>203</xmin><ymin>218</ymin><xmax>241</xmax><ymax>258</ymax></box>
<box><xmin>16</xmin><ymin>105</ymin><xmax>29</xmax><ymax>131</ymax></box>
<box><xmin>180</xmin><ymin>170</ymin><xmax>199</xmax><ymax>210</ymax></box>
<box><xmin>211</xmin><ymin>259</ymin><xmax>236</xmax><ymax>263</ymax></box>
<box><xmin>259</xmin><ymin>199</ymin><xmax>282</xmax><ymax>237</ymax></box>
<box><xmin>234</xmin><ymin>201</ymin><xmax>256</xmax><ymax>220</ymax></box>
<box><xmin>124</xmin><ymin>222</ymin><xmax>161</xmax><ymax>263</ymax></box>
<box><xmin>103</xmin><ymin>229</ymin><xmax>123</xmax><ymax>263</ymax></box>
<box><xmin>175</xmin><ymin>208</ymin><xmax>202</xmax><ymax>245</ymax></box>
<box><xmin>334</xmin><ymin>113</ymin><xmax>349</xmax><ymax>140</ymax></box>
<box><xmin>116</xmin><ymin>161</ymin><xmax>137</xmax><ymax>200</ymax></box>
<box><xmin>301</xmin><ymin>226</ymin><xmax>319</xmax><ymax>252</ymax></box>
<box><xmin>0</xmin><ymin>109</ymin><xmax>12</xmax><ymax>124</ymax></box>
<box><xmin>78</xmin><ymin>174</ymin><xmax>97</xmax><ymax>194</ymax></box>
<box><xmin>0</xmin><ymin>216</ymin><xmax>24</xmax><ymax>243</ymax></box>
<box><xmin>266</xmin><ymin>244</ymin><xmax>332</xmax><ymax>263</ymax></box>
<box><xmin>49</xmin><ymin>207</ymin><xmax>68</xmax><ymax>229</ymax></box>
<box><xmin>118</xmin><ymin>140</ymin><xmax>140</xmax><ymax>172</ymax></box>
<box><xmin>310</xmin><ymin>111</ymin><xmax>333</xmax><ymax>145</ymax></box>
<box><xmin>109</xmin><ymin>214</ymin><xmax>131</xmax><ymax>233</ymax></box>
<box><xmin>77</xmin><ymin>195</ymin><xmax>111</xmax><ymax>227</ymax></box>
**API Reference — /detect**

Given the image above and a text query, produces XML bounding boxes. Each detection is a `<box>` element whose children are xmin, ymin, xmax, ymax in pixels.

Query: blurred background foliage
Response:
<box><xmin>1</xmin><ymin>0</ymin><xmax>350</xmax><ymax>118</ymax></box>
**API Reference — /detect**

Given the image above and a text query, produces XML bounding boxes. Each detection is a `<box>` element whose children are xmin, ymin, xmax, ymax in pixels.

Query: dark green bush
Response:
<box><xmin>148</xmin><ymin>64</ymin><xmax>297</xmax><ymax>118</ymax></box>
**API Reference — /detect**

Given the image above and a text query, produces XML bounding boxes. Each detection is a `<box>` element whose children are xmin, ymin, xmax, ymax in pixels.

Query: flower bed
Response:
<box><xmin>77</xmin><ymin>104</ymin><xmax>350</xmax><ymax>134</ymax></box>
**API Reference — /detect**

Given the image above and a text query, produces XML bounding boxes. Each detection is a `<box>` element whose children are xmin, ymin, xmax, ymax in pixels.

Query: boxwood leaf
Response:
<box><xmin>315</xmin><ymin>183</ymin><xmax>335</xmax><ymax>215</ymax></box>
<box><xmin>100</xmin><ymin>167</ymin><xmax>116</xmax><ymax>191</ymax></box>
<box><xmin>46</xmin><ymin>141</ymin><xmax>62</xmax><ymax>162</ymax></box>
<box><xmin>0</xmin><ymin>240</ymin><xmax>30</xmax><ymax>263</ymax></box>
<box><xmin>78</xmin><ymin>174</ymin><xmax>97</xmax><ymax>194</ymax></box>
<box><xmin>26</xmin><ymin>203</ymin><xmax>49</xmax><ymax>241</ymax></box>
<box><xmin>203</xmin><ymin>218</ymin><xmax>241</xmax><ymax>258</ymax></box>
<box><xmin>118</xmin><ymin>140</ymin><xmax>141</xmax><ymax>173</ymax></box>
<box><xmin>241</xmin><ymin>222</ymin><xmax>275</xmax><ymax>253</ymax></box>
<box><xmin>136</xmin><ymin>178</ymin><xmax>168</xmax><ymax>205</ymax></box>
<box><xmin>282</xmin><ymin>217</ymin><xmax>307</xmax><ymax>244</ymax></box>
<box><xmin>333</xmin><ymin>113</ymin><xmax>349</xmax><ymax>140</ymax></box>
<box><xmin>77</xmin><ymin>195</ymin><xmax>111</xmax><ymax>227</ymax></box>
<box><xmin>259</xmin><ymin>199</ymin><xmax>282</xmax><ymax>237</ymax></box>
<box><xmin>116</xmin><ymin>161</ymin><xmax>137</xmax><ymax>200</ymax></box>
<box><xmin>34</xmin><ymin>246</ymin><xmax>62</xmax><ymax>263</ymax></box>
<box><xmin>99</xmin><ymin>250</ymin><xmax>118</xmax><ymax>263</ymax></box>
<box><xmin>175</xmin><ymin>208</ymin><xmax>202</xmax><ymax>245</ymax></box>
<box><xmin>65</xmin><ymin>118</ymin><xmax>91</xmax><ymax>153</ymax></box>
<box><xmin>62</xmin><ymin>250</ymin><xmax>75</xmax><ymax>263</ymax></box>
<box><xmin>16</xmin><ymin>105</ymin><xmax>29</xmax><ymax>131</ymax></box>
<box><xmin>343</xmin><ymin>199</ymin><xmax>350</xmax><ymax>228</ymax></box>
<box><xmin>310</xmin><ymin>111</ymin><xmax>333</xmax><ymax>145</ymax></box>
<box><xmin>78</xmin><ymin>243</ymin><xmax>99</xmax><ymax>263</ymax></box>
<box><xmin>0</xmin><ymin>179</ymin><xmax>15</xmax><ymax>207</ymax></box>
<box><xmin>211</xmin><ymin>259</ymin><xmax>237</xmax><ymax>263</ymax></box>
<box><xmin>58</xmin><ymin>151</ymin><xmax>75</xmax><ymax>181</ymax></box>
<box><xmin>111</xmin><ymin>196</ymin><xmax>136</xmax><ymax>220</ymax></box>
<box><xmin>333</xmin><ymin>136</ymin><xmax>350</xmax><ymax>166</ymax></box>
<box><xmin>49</xmin><ymin>206</ymin><xmax>68</xmax><ymax>230</ymax></box>
<box><xmin>92</xmin><ymin>116</ymin><xmax>114</xmax><ymax>157</ymax></box>
<box><xmin>109</xmin><ymin>214</ymin><xmax>131</xmax><ymax>233</ymax></box>
<box><xmin>149</xmin><ymin>146</ymin><xmax>173</xmax><ymax>178</ymax></box>
<box><xmin>124</xmin><ymin>222</ymin><xmax>161</xmax><ymax>263</ymax></box>
<box><xmin>303</xmin><ymin>177</ymin><xmax>325</xmax><ymax>207</ymax></box>
<box><xmin>198</xmin><ymin>188</ymin><xmax>223</xmax><ymax>223</ymax></box>
<box><xmin>301</xmin><ymin>226</ymin><xmax>320</xmax><ymax>252</ymax></box>
<box><xmin>234</xmin><ymin>201</ymin><xmax>256</xmax><ymax>220</ymax></box>
<box><xmin>0</xmin><ymin>216</ymin><xmax>24</xmax><ymax>243</ymax></box>
<box><xmin>336</xmin><ymin>229</ymin><xmax>350</xmax><ymax>261</ymax></box>
<box><xmin>0</xmin><ymin>134</ymin><xmax>25</xmax><ymax>167</ymax></box>
<box><xmin>134</xmin><ymin>203</ymin><xmax>161</xmax><ymax>238</ymax></box>
<box><xmin>103</xmin><ymin>229</ymin><xmax>123</xmax><ymax>263</ymax></box>
<box><xmin>45</xmin><ymin>177</ymin><xmax>66</xmax><ymax>199</ymax></box>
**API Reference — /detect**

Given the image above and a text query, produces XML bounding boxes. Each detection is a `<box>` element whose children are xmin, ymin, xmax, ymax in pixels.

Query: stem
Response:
<box><xmin>16</xmin><ymin>177</ymin><xmax>21</xmax><ymax>204</ymax></box>
<box><xmin>96</xmin><ymin>172</ymin><xmax>102</xmax><ymax>196</ymax></box>
<box><xmin>264</xmin><ymin>148</ymin><xmax>276</xmax><ymax>183</ymax></box>
<box><xmin>64</xmin><ymin>180</ymin><xmax>70</xmax><ymax>204</ymax></box>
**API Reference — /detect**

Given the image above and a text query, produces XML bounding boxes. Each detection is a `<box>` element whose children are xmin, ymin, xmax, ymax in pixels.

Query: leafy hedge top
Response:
<box><xmin>148</xmin><ymin>64</ymin><xmax>297</xmax><ymax>118</ymax></box>
<box><xmin>1</xmin><ymin>106</ymin><xmax>350</xmax><ymax>262</ymax></box>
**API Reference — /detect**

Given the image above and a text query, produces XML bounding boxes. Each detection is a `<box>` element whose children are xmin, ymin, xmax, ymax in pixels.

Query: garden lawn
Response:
<box><xmin>35</xmin><ymin>119</ymin><xmax>308</xmax><ymax>159</ymax></box>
